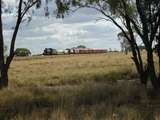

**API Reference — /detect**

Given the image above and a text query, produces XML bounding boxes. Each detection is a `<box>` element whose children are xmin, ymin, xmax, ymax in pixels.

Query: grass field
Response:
<box><xmin>9</xmin><ymin>53</ymin><xmax>137</xmax><ymax>87</ymax></box>
<box><xmin>0</xmin><ymin>53</ymin><xmax>160</xmax><ymax>120</ymax></box>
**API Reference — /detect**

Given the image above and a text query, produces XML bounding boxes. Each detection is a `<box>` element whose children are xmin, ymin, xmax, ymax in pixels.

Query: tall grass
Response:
<box><xmin>9</xmin><ymin>53</ymin><xmax>137</xmax><ymax>87</ymax></box>
<box><xmin>0</xmin><ymin>53</ymin><xmax>159</xmax><ymax>119</ymax></box>
<box><xmin>0</xmin><ymin>82</ymin><xmax>159</xmax><ymax>120</ymax></box>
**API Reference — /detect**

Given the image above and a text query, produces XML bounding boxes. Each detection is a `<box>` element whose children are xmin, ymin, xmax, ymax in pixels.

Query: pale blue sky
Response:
<box><xmin>3</xmin><ymin>1</ymin><xmax>121</xmax><ymax>54</ymax></box>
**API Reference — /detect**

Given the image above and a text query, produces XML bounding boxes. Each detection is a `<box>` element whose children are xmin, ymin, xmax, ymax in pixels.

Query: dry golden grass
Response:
<box><xmin>9</xmin><ymin>53</ymin><xmax>137</xmax><ymax>87</ymax></box>
<box><xmin>0</xmin><ymin>53</ymin><xmax>159</xmax><ymax>120</ymax></box>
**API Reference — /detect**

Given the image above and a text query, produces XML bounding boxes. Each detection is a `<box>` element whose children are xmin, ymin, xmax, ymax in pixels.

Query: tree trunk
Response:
<box><xmin>139</xmin><ymin>72</ymin><xmax>147</xmax><ymax>86</ymax></box>
<box><xmin>147</xmin><ymin>49</ymin><xmax>160</xmax><ymax>89</ymax></box>
<box><xmin>0</xmin><ymin>65</ymin><xmax>8</xmax><ymax>88</ymax></box>
<box><xmin>131</xmin><ymin>48</ymin><xmax>147</xmax><ymax>86</ymax></box>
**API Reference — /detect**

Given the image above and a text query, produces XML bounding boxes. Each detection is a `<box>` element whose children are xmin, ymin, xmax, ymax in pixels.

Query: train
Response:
<box><xmin>43</xmin><ymin>48</ymin><xmax>57</xmax><ymax>55</ymax></box>
<box><xmin>43</xmin><ymin>48</ymin><xmax>107</xmax><ymax>55</ymax></box>
<box><xmin>69</xmin><ymin>48</ymin><xmax>107</xmax><ymax>54</ymax></box>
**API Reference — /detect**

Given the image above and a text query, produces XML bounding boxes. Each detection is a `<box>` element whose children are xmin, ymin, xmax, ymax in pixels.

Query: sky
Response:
<box><xmin>6</xmin><ymin>0</ymin><xmax>14</xmax><ymax>2</ymax></box>
<box><xmin>3</xmin><ymin>1</ymin><xmax>121</xmax><ymax>54</ymax></box>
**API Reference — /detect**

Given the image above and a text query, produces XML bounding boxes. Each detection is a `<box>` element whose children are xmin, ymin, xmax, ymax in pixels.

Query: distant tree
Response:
<box><xmin>118</xmin><ymin>32</ymin><xmax>130</xmax><ymax>55</ymax></box>
<box><xmin>15</xmin><ymin>48</ymin><xmax>31</xmax><ymax>56</ymax></box>
<box><xmin>77</xmin><ymin>45</ymin><xmax>87</xmax><ymax>49</ymax></box>
<box><xmin>61</xmin><ymin>0</ymin><xmax>160</xmax><ymax>89</ymax></box>
<box><xmin>118</xmin><ymin>32</ymin><xmax>145</xmax><ymax>53</ymax></box>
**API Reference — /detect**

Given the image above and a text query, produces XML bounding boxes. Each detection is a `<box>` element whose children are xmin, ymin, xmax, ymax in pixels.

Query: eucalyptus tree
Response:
<box><xmin>0</xmin><ymin>0</ymin><xmax>71</xmax><ymax>88</ymax></box>
<box><xmin>0</xmin><ymin>0</ymin><xmax>41</xmax><ymax>88</ymax></box>
<box><xmin>60</xmin><ymin>0</ymin><xmax>160</xmax><ymax>89</ymax></box>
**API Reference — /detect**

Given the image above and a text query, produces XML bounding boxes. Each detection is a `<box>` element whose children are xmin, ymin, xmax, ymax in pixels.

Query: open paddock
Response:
<box><xmin>0</xmin><ymin>53</ymin><xmax>159</xmax><ymax>120</ymax></box>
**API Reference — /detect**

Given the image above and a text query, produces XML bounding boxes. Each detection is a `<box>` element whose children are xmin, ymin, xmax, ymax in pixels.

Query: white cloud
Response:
<box><xmin>3</xmin><ymin>3</ymin><xmax>121</xmax><ymax>54</ymax></box>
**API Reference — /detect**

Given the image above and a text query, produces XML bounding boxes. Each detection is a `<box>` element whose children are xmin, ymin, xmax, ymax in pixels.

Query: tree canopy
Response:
<box><xmin>77</xmin><ymin>45</ymin><xmax>87</xmax><ymax>49</ymax></box>
<box><xmin>60</xmin><ymin>0</ymin><xmax>160</xmax><ymax>89</ymax></box>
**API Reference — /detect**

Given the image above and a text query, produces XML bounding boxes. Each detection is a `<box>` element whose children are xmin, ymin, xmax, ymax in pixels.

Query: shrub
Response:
<box><xmin>15</xmin><ymin>48</ymin><xmax>31</xmax><ymax>57</ymax></box>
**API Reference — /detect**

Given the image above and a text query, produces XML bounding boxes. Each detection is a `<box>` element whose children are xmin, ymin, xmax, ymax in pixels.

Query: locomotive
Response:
<box><xmin>43</xmin><ymin>48</ymin><xmax>57</xmax><ymax>55</ymax></box>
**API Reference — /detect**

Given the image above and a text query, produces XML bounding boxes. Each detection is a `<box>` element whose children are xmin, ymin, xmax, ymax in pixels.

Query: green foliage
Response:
<box><xmin>77</xmin><ymin>45</ymin><xmax>86</xmax><ymax>49</ymax></box>
<box><xmin>36</xmin><ymin>0</ymin><xmax>41</xmax><ymax>9</ymax></box>
<box><xmin>107</xmin><ymin>0</ymin><xmax>121</xmax><ymax>14</ymax></box>
<box><xmin>56</xmin><ymin>0</ymin><xmax>70</xmax><ymax>18</ymax></box>
<box><xmin>15</xmin><ymin>48</ymin><xmax>31</xmax><ymax>57</ymax></box>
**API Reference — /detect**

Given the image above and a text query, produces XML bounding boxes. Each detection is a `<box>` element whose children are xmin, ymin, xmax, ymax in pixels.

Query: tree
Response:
<box><xmin>0</xmin><ymin>0</ymin><xmax>66</xmax><ymax>88</ymax></box>
<box><xmin>62</xmin><ymin>0</ymin><xmax>160</xmax><ymax>89</ymax></box>
<box><xmin>77</xmin><ymin>45</ymin><xmax>87</xmax><ymax>49</ymax></box>
<box><xmin>0</xmin><ymin>0</ymin><xmax>40</xmax><ymax>88</ymax></box>
<box><xmin>118</xmin><ymin>32</ymin><xmax>131</xmax><ymax>55</ymax></box>
<box><xmin>15</xmin><ymin>48</ymin><xmax>31</xmax><ymax>56</ymax></box>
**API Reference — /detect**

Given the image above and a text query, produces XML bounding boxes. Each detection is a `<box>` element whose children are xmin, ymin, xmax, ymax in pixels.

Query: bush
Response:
<box><xmin>15</xmin><ymin>48</ymin><xmax>31</xmax><ymax>57</ymax></box>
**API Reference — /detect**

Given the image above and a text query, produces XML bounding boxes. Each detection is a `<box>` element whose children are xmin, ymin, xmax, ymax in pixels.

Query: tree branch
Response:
<box><xmin>6</xmin><ymin>0</ymin><xmax>38</xmax><ymax>68</ymax></box>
